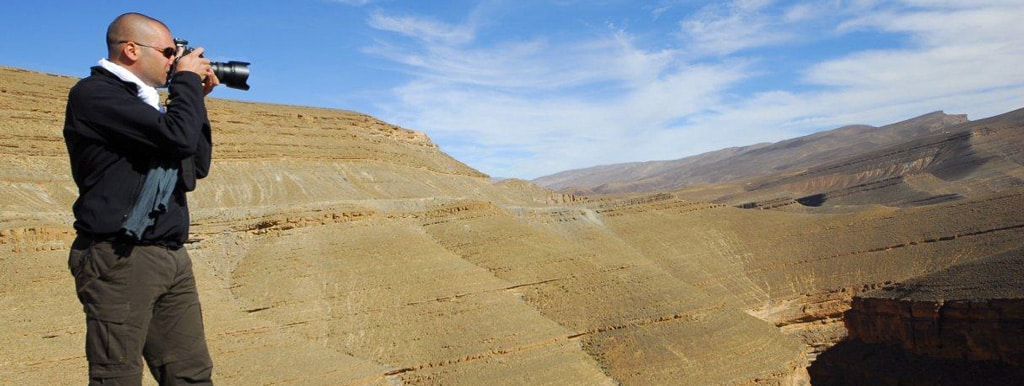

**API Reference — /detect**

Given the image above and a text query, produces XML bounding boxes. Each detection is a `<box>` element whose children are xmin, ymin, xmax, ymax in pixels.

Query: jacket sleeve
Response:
<box><xmin>67</xmin><ymin>72</ymin><xmax>208</xmax><ymax>159</ymax></box>
<box><xmin>194</xmin><ymin>117</ymin><xmax>213</xmax><ymax>179</ymax></box>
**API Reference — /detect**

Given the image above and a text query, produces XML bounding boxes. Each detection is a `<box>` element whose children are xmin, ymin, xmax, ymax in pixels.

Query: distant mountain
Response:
<box><xmin>719</xmin><ymin>107</ymin><xmax>1024</xmax><ymax>209</ymax></box>
<box><xmin>533</xmin><ymin>111</ymin><xmax>969</xmax><ymax>194</ymax></box>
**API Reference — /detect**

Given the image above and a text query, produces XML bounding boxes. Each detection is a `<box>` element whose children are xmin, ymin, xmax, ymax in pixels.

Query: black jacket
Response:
<box><xmin>63</xmin><ymin>66</ymin><xmax>212</xmax><ymax>247</ymax></box>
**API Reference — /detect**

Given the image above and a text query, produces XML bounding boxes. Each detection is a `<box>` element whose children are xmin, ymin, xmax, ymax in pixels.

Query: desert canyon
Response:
<box><xmin>1</xmin><ymin>66</ymin><xmax>1022</xmax><ymax>385</ymax></box>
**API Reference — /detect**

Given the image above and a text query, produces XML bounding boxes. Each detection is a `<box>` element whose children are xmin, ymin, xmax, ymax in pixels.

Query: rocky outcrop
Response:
<box><xmin>844</xmin><ymin>248</ymin><xmax>1024</xmax><ymax>366</ymax></box>
<box><xmin>809</xmin><ymin>249</ymin><xmax>1024</xmax><ymax>384</ymax></box>
<box><xmin>845</xmin><ymin>297</ymin><xmax>1024</xmax><ymax>366</ymax></box>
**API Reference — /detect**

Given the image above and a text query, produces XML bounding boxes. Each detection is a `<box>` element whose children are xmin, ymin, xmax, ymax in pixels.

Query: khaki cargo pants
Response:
<box><xmin>69</xmin><ymin>236</ymin><xmax>213</xmax><ymax>385</ymax></box>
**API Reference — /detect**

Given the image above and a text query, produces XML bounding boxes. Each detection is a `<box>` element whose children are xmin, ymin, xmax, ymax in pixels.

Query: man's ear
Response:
<box><xmin>122</xmin><ymin>42</ymin><xmax>140</xmax><ymax>62</ymax></box>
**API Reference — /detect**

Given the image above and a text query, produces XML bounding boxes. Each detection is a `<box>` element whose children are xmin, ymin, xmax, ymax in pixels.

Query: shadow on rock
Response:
<box><xmin>808</xmin><ymin>339</ymin><xmax>1024</xmax><ymax>386</ymax></box>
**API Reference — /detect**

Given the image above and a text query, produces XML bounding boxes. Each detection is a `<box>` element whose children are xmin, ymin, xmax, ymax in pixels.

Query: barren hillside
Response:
<box><xmin>704</xmin><ymin>109</ymin><xmax>1024</xmax><ymax>210</ymax></box>
<box><xmin>2</xmin><ymin>66</ymin><xmax>1021</xmax><ymax>385</ymax></box>
<box><xmin>534</xmin><ymin>111</ymin><xmax>970</xmax><ymax>195</ymax></box>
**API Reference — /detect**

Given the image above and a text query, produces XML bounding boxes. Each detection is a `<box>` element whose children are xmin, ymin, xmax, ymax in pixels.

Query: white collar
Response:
<box><xmin>98</xmin><ymin>58</ymin><xmax>163</xmax><ymax>112</ymax></box>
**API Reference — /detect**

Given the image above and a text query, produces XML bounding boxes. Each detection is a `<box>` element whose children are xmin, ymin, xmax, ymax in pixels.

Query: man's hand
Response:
<box><xmin>202</xmin><ymin>71</ymin><xmax>220</xmax><ymax>96</ymax></box>
<box><xmin>174</xmin><ymin>47</ymin><xmax>209</xmax><ymax>76</ymax></box>
<box><xmin>174</xmin><ymin>47</ymin><xmax>219</xmax><ymax>95</ymax></box>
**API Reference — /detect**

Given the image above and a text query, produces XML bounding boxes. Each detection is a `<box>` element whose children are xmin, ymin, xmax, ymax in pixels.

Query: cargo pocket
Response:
<box><xmin>74</xmin><ymin>241</ymin><xmax>139</xmax><ymax>371</ymax></box>
<box><xmin>85</xmin><ymin>303</ymin><xmax>133</xmax><ymax>365</ymax></box>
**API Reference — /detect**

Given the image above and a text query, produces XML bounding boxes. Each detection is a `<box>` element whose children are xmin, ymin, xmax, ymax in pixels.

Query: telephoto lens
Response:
<box><xmin>211</xmin><ymin>61</ymin><xmax>250</xmax><ymax>90</ymax></box>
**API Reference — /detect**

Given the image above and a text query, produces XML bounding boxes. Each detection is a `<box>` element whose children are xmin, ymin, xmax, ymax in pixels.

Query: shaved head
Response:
<box><xmin>105</xmin><ymin>12</ymin><xmax>170</xmax><ymax>58</ymax></box>
<box><xmin>104</xmin><ymin>12</ymin><xmax>177</xmax><ymax>87</ymax></box>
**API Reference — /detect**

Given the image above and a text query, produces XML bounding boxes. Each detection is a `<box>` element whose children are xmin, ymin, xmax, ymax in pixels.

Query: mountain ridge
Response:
<box><xmin>533</xmin><ymin>110</ymin><xmax>970</xmax><ymax>195</ymax></box>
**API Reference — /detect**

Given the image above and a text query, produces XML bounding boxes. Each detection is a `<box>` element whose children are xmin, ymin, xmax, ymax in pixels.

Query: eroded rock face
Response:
<box><xmin>845</xmin><ymin>296</ymin><xmax>1024</xmax><ymax>366</ymax></box>
<box><xmin>847</xmin><ymin>248</ymin><xmax>1024</xmax><ymax>364</ymax></box>
<box><xmin>810</xmin><ymin>250</ymin><xmax>1024</xmax><ymax>385</ymax></box>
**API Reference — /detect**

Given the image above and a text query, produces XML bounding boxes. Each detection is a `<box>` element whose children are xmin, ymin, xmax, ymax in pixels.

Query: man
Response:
<box><xmin>63</xmin><ymin>12</ymin><xmax>219</xmax><ymax>385</ymax></box>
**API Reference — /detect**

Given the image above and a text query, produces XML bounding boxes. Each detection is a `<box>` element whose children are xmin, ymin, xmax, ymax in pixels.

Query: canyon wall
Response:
<box><xmin>846</xmin><ymin>296</ymin><xmax>1023</xmax><ymax>366</ymax></box>
<box><xmin>809</xmin><ymin>249</ymin><xmax>1024</xmax><ymax>385</ymax></box>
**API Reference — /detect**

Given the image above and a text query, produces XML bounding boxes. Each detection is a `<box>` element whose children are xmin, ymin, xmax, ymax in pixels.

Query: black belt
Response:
<box><xmin>74</xmin><ymin>233</ymin><xmax>183</xmax><ymax>254</ymax></box>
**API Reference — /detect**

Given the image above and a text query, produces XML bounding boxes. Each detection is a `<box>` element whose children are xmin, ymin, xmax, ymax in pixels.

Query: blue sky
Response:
<box><xmin>2</xmin><ymin>1</ymin><xmax>1023</xmax><ymax>179</ymax></box>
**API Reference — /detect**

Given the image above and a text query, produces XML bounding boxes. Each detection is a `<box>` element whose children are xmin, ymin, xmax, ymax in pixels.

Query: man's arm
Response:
<box><xmin>193</xmin><ymin>118</ymin><xmax>212</xmax><ymax>180</ymax></box>
<box><xmin>66</xmin><ymin>71</ymin><xmax>208</xmax><ymax>159</ymax></box>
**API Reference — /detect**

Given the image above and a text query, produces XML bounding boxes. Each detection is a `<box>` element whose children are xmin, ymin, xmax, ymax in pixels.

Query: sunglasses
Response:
<box><xmin>119</xmin><ymin>41</ymin><xmax>176</xmax><ymax>59</ymax></box>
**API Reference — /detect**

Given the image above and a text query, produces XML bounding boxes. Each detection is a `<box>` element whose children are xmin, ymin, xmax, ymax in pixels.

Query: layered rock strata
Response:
<box><xmin>844</xmin><ymin>248</ymin><xmax>1024</xmax><ymax>366</ymax></box>
<box><xmin>810</xmin><ymin>249</ymin><xmax>1024</xmax><ymax>384</ymax></box>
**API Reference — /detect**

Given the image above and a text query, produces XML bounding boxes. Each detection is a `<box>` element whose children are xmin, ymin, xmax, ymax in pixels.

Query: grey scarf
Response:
<box><xmin>120</xmin><ymin>159</ymin><xmax>178</xmax><ymax>240</ymax></box>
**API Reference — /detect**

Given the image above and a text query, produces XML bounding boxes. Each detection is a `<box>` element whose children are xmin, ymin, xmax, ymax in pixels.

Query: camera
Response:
<box><xmin>171</xmin><ymin>38</ymin><xmax>251</xmax><ymax>91</ymax></box>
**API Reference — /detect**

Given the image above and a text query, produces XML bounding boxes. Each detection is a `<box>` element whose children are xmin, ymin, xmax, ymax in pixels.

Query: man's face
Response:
<box><xmin>134</xmin><ymin>27</ymin><xmax>176</xmax><ymax>88</ymax></box>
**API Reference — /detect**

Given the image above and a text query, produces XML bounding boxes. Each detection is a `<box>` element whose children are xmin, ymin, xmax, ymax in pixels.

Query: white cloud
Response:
<box><xmin>368</xmin><ymin>12</ymin><xmax>476</xmax><ymax>46</ymax></box>
<box><xmin>360</xmin><ymin>1</ymin><xmax>1024</xmax><ymax>179</ymax></box>
<box><xmin>808</xmin><ymin>0</ymin><xmax>1024</xmax><ymax>119</ymax></box>
<box><xmin>367</xmin><ymin>14</ymin><xmax>750</xmax><ymax>177</ymax></box>
<box><xmin>330</xmin><ymin>0</ymin><xmax>379</xmax><ymax>7</ymax></box>
<box><xmin>678</xmin><ymin>0</ymin><xmax>793</xmax><ymax>57</ymax></box>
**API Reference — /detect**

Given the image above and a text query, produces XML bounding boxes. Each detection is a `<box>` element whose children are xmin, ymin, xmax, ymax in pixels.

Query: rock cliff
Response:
<box><xmin>809</xmin><ymin>248</ymin><xmax>1024</xmax><ymax>384</ymax></box>
<box><xmin>845</xmin><ymin>247</ymin><xmax>1024</xmax><ymax>366</ymax></box>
